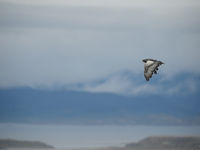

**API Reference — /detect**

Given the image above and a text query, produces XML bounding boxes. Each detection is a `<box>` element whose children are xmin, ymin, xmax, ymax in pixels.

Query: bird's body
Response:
<box><xmin>142</xmin><ymin>59</ymin><xmax>164</xmax><ymax>81</ymax></box>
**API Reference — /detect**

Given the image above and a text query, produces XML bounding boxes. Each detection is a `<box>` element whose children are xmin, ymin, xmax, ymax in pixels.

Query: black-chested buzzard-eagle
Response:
<box><xmin>142</xmin><ymin>59</ymin><xmax>164</xmax><ymax>81</ymax></box>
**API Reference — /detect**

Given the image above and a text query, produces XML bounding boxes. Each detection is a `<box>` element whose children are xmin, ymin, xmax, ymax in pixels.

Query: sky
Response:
<box><xmin>0</xmin><ymin>0</ymin><xmax>200</xmax><ymax>95</ymax></box>
<box><xmin>0</xmin><ymin>0</ymin><xmax>200</xmax><ymax>127</ymax></box>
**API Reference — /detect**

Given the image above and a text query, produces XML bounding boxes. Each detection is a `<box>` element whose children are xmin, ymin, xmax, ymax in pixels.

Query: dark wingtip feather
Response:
<box><xmin>160</xmin><ymin>61</ymin><xmax>164</xmax><ymax>64</ymax></box>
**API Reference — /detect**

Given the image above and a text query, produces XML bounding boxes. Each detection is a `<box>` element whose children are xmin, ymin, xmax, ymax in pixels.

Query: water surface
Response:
<box><xmin>0</xmin><ymin>124</ymin><xmax>200</xmax><ymax>149</ymax></box>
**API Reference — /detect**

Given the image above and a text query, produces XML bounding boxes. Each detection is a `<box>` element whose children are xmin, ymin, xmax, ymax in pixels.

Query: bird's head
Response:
<box><xmin>142</xmin><ymin>59</ymin><xmax>147</xmax><ymax>63</ymax></box>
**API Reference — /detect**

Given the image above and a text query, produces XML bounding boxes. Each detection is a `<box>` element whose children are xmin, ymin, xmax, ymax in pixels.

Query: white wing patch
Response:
<box><xmin>146</xmin><ymin>60</ymin><xmax>154</xmax><ymax>66</ymax></box>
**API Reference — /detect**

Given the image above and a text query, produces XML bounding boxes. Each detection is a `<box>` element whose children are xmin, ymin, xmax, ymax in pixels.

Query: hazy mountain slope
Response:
<box><xmin>0</xmin><ymin>139</ymin><xmax>54</xmax><ymax>148</ymax></box>
<box><xmin>0</xmin><ymin>87</ymin><xmax>200</xmax><ymax>125</ymax></box>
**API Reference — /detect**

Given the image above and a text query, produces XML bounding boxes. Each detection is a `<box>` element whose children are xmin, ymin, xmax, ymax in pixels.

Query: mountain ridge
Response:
<box><xmin>0</xmin><ymin>87</ymin><xmax>200</xmax><ymax>125</ymax></box>
<box><xmin>0</xmin><ymin>139</ymin><xmax>54</xmax><ymax>149</ymax></box>
<box><xmin>124</xmin><ymin>136</ymin><xmax>200</xmax><ymax>150</ymax></box>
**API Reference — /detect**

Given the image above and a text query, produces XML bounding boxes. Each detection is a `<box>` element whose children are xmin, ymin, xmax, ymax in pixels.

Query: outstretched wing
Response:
<box><xmin>144</xmin><ymin>62</ymin><xmax>160</xmax><ymax>81</ymax></box>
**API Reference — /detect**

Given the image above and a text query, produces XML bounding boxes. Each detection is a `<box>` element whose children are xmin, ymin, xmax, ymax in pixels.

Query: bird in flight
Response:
<box><xmin>142</xmin><ymin>59</ymin><xmax>164</xmax><ymax>81</ymax></box>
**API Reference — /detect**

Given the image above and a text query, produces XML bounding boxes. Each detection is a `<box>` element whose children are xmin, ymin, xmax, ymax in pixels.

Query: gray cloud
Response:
<box><xmin>0</xmin><ymin>0</ymin><xmax>200</xmax><ymax>95</ymax></box>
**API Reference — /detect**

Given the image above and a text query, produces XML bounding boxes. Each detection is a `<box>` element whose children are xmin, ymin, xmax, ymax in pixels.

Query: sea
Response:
<box><xmin>0</xmin><ymin>124</ymin><xmax>200</xmax><ymax>149</ymax></box>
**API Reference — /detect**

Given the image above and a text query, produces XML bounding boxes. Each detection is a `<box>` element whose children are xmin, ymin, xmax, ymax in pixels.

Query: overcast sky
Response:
<box><xmin>0</xmin><ymin>0</ymin><xmax>200</xmax><ymax>95</ymax></box>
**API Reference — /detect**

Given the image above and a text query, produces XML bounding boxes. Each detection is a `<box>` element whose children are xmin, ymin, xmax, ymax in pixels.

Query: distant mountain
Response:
<box><xmin>0</xmin><ymin>86</ymin><xmax>200</xmax><ymax>125</ymax></box>
<box><xmin>124</xmin><ymin>136</ymin><xmax>200</xmax><ymax>150</ymax></box>
<box><xmin>0</xmin><ymin>139</ymin><xmax>54</xmax><ymax>149</ymax></box>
